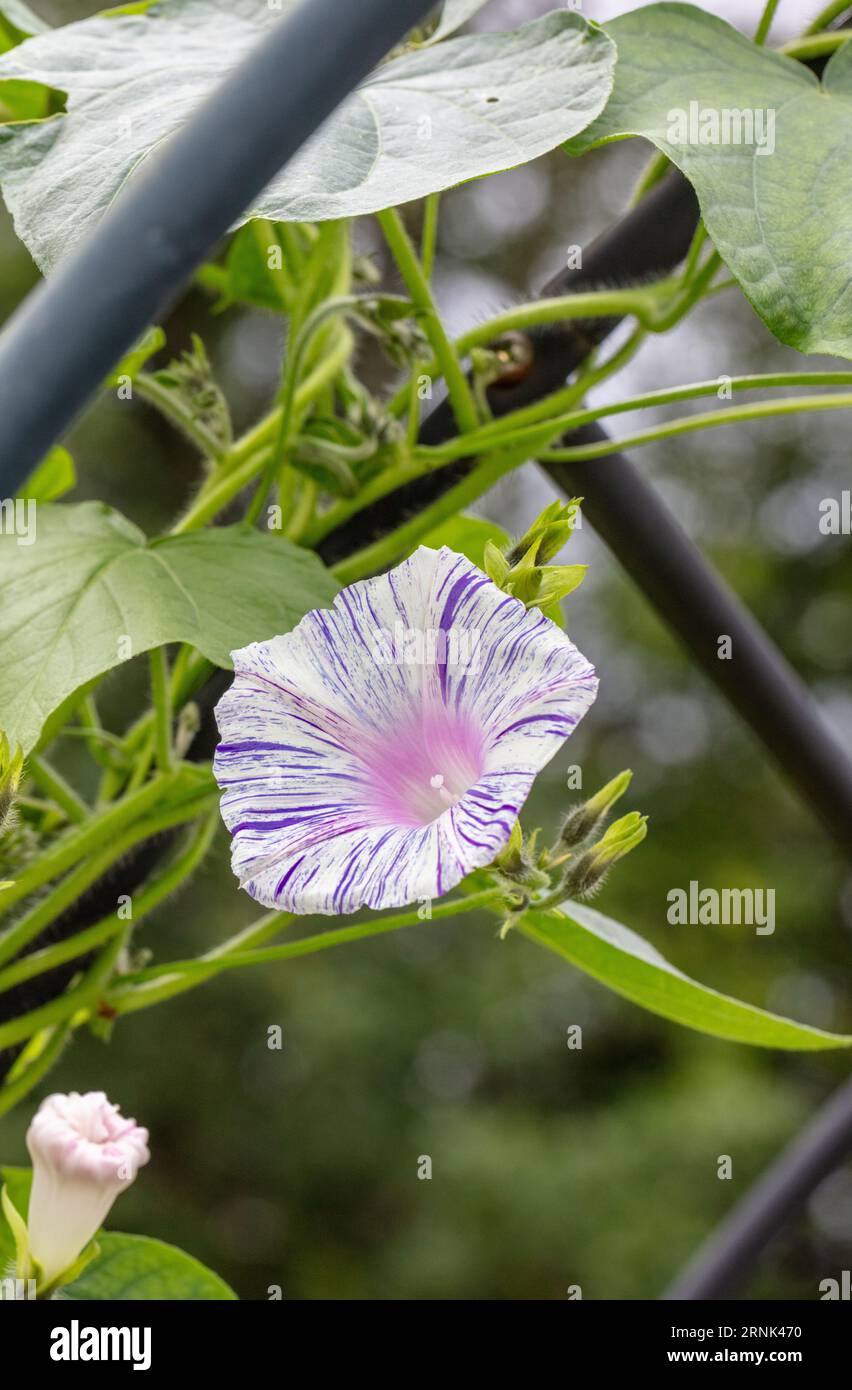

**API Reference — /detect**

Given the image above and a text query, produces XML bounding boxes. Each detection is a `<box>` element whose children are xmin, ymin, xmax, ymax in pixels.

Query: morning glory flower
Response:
<box><xmin>213</xmin><ymin>546</ymin><xmax>597</xmax><ymax>915</ymax></box>
<box><xmin>26</xmin><ymin>1091</ymin><xmax>150</xmax><ymax>1287</ymax></box>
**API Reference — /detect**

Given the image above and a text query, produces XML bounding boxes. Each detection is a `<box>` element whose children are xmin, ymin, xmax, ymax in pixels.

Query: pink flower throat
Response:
<box><xmin>363</xmin><ymin>706</ymin><xmax>485</xmax><ymax>827</ymax></box>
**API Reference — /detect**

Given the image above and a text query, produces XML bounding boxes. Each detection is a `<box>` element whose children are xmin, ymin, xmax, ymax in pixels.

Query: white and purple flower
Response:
<box><xmin>213</xmin><ymin>546</ymin><xmax>597</xmax><ymax>915</ymax></box>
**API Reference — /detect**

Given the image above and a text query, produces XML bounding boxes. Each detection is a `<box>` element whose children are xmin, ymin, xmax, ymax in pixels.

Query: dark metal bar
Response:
<box><xmin>545</xmin><ymin>430</ymin><xmax>852</xmax><ymax>852</ymax></box>
<box><xmin>0</xmin><ymin>0</ymin><xmax>436</xmax><ymax>486</ymax></box>
<box><xmin>663</xmin><ymin>1075</ymin><xmax>852</xmax><ymax>1299</ymax></box>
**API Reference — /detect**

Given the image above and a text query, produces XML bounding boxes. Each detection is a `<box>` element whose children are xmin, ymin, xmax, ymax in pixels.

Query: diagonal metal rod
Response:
<box><xmin>0</xmin><ymin>0</ymin><xmax>436</xmax><ymax>486</ymax></box>
<box><xmin>544</xmin><ymin>430</ymin><xmax>852</xmax><ymax>853</ymax></box>
<box><xmin>663</xmin><ymin>1074</ymin><xmax>852</xmax><ymax>1299</ymax></box>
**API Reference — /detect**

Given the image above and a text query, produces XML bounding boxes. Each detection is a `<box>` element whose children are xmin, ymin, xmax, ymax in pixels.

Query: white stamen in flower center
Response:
<box><xmin>430</xmin><ymin>772</ymin><xmax>459</xmax><ymax>808</ymax></box>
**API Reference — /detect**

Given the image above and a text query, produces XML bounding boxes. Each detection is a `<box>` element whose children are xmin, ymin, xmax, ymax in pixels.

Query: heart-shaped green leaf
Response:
<box><xmin>0</xmin><ymin>501</ymin><xmax>338</xmax><ymax>753</ymax></box>
<box><xmin>417</xmin><ymin>511</ymin><xmax>509</xmax><ymax>565</ymax></box>
<box><xmin>567</xmin><ymin>3</ymin><xmax>852</xmax><ymax>358</ymax></box>
<box><xmin>0</xmin><ymin>1</ymin><xmax>615</xmax><ymax>272</ymax></box>
<box><xmin>64</xmin><ymin>1232</ymin><xmax>236</xmax><ymax>1300</ymax></box>
<box><xmin>0</xmin><ymin>1167</ymin><xmax>235</xmax><ymax>1300</ymax></box>
<box><xmin>520</xmin><ymin>901</ymin><xmax>852</xmax><ymax>1048</ymax></box>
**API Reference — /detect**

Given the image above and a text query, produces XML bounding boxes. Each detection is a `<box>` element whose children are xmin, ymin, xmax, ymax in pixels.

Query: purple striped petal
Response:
<box><xmin>213</xmin><ymin>546</ymin><xmax>598</xmax><ymax>914</ymax></box>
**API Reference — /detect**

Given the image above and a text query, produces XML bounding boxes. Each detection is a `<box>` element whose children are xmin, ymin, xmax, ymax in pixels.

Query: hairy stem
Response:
<box><xmin>378</xmin><ymin>206</ymin><xmax>479</xmax><ymax>434</ymax></box>
<box><xmin>149</xmin><ymin>646</ymin><xmax>174</xmax><ymax>774</ymax></box>
<box><xmin>135</xmin><ymin>372</ymin><xmax>226</xmax><ymax>463</ymax></box>
<box><xmin>26</xmin><ymin>756</ymin><xmax>88</xmax><ymax>825</ymax></box>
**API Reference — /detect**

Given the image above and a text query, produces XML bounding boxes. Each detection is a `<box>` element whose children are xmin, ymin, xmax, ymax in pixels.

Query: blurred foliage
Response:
<box><xmin>0</xmin><ymin>0</ymin><xmax>850</xmax><ymax>1302</ymax></box>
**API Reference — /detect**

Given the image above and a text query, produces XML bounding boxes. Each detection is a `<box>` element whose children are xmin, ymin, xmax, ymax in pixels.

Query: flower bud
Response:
<box><xmin>493</xmin><ymin>822</ymin><xmax>550</xmax><ymax>891</ymax></box>
<box><xmin>496</xmin><ymin>501</ymin><xmax>586</xmax><ymax>613</ymax></box>
<box><xmin>559</xmin><ymin>770</ymin><xmax>633</xmax><ymax>849</ymax></box>
<box><xmin>483</xmin><ymin>539</ymin><xmax>511</xmax><ymax>586</ymax></box>
<box><xmin>534</xmin><ymin>564</ymin><xmax>587</xmax><ymax>607</ymax></box>
<box><xmin>563</xmin><ymin>811</ymin><xmax>648</xmax><ymax>900</ymax></box>
<box><xmin>505</xmin><ymin>548</ymin><xmax>543</xmax><ymax>605</ymax></box>
<box><xmin>25</xmin><ymin>1091</ymin><xmax>149</xmax><ymax>1289</ymax></box>
<box><xmin>507</xmin><ymin>498</ymin><xmax>581</xmax><ymax>567</ymax></box>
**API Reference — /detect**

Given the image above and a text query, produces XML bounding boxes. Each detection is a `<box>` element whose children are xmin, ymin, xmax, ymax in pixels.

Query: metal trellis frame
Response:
<box><xmin>0</xmin><ymin>0</ymin><xmax>438</xmax><ymax>481</ymax></box>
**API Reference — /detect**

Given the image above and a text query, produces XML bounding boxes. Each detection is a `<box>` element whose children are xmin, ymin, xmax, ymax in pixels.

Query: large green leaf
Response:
<box><xmin>417</xmin><ymin>511</ymin><xmax>509</xmax><ymax>566</ymax></box>
<box><xmin>0</xmin><ymin>501</ymin><xmax>338</xmax><ymax>753</ymax></box>
<box><xmin>65</xmin><ymin>1233</ymin><xmax>236</xmax><ymax>1300</ymax></box>
<box><xmin>0</xmin><ymin>1</ymin><xmax>615</xmax><ymax>272</ymax></box>
<box><xmin>566</xmin><ymin>4</ymin><xmax>852</xmax><ymax>359</ymax></box>
<box><xmin>0</xmin><ymin>1168</ymin><xmax>235</xmax><ymax>1299</ymax></box>
<box><xmin>520</xmin><ymin>901</ymin><xmax>852</xmax><ymax>1049</ymax></box>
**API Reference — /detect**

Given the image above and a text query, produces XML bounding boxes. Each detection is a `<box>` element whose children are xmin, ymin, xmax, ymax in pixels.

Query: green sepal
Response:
<box><xmin>483</xmin><ymin>539</ymin><xmax>510</xmax><ymax>585</ymax></box>
<box><xmin>1</xmin><ymin>1183</ymin><xmax>32</xmax><ymax>1280</ymax></box>
<box><xmin>38</xmin><ymin>1239</ymin><xmax>101</xmax><ymax>1300</ymax></box>
<box><xmin>533</xmin><ymin>563</ymin><xmax>587</xmax><ymax>606</ymax></box>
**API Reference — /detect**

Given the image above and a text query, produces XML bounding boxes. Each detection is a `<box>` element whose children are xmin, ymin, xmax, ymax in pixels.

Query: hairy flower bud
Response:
<box><xmin>496</xmin><ymin>501</ymin><xmax>586</xmax><ymax>612</ymax></box>
<box><xmin>559</xmin><ymin>770</ymin><xmax>633</xmax><ymax>849</ymax></box>
<box><xmin>506</xmin><ymin>498</ymin><xmax>581</xmax><ymax>567</ymax></box>
<box><xmin>562</xmin><ymin>811</ymin><xmax>648</xmax><ymax>900</ymax></box>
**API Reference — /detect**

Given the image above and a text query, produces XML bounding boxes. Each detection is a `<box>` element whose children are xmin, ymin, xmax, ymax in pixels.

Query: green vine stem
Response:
<box><xmin>0</xmin><ymin>766</ymin><xmax>214</xmax><ymax>929</ymax></box>
<box><xmin>415</xmin><ymin>371</ymin><xmax>852</xmax><ymax>467</ymax></box>
<box><xmin>386</xmin><ymin>281</ymin><xmax>679</xmax><ymax>420</ymax></box>
<box><xmin>782</xmin><ymin>29</ymin><xmax>850</xmax><ymax>57</ymax></box>
<box><xmin>149</xmin><ymin>646</ymin><xmax>175</xmax><ymax>774</ymax></box>
<box><xmin>378</xmin><ymin>206</ymin><xmax>480</xmax><ymax>435</ymax></box>
<box><xmin>0</xmin><ymin>784</ymin><xmax>217</xmax><ymax>974</ymax></box>
<box><xmin>0</xmin><ymin>1023</ymin><xmax>73</xmax><ymax>1119</ymax></box>
<box><xmin>170</xmin><ymin>327</ymin><xmax>353</xmax><ymax>535</ymax></box>
<box><xmin>135</xmin><ymin>371</ymin><xmax>227</xmax><ymax>463</ymax></box>
<box><xmin>245</xmin><ymin>294</ymin><xmax>368</xmax><ymax>527</ymax></box>
<box><xmin>331</xmin><ymin>446</ymin><xmax>531</xmax><ymax>585</ymax></box>
<box><xmin>26</xmin><ymin>756</ymin><xmax>88</xmax><ymax>825</ymax></box>
<box><xmin>420</xmin><ymin>192</ymin><xmax>440</xmax><ymax>282</ymax></box>
<box><xmin>0</xmin><ymin>919</ymin><xmax>132</xmax><ymax>1053</ymax></box>
<box><xmin>541</xmin><ymin>393</ymin><xmax>852</xmax><ymax>464</ymax></box>
<box><xmin>0</xmin><ymin>809</ymin><xmax>218</xmax><ymax>996</ymax></box>
<box><xmin>754</xmin><ymin>0</ymin><xmax>781</xmax><ymax>45</ymax></box>
<box><xmin>107</xmin><ymin>887</ymin><xmax>505</xmax><ymax>1016</ymax></box>
<box><xmin>804</xmin><ymin>0</ymin><xmax>851</xmax><ymax>32</ymax></box>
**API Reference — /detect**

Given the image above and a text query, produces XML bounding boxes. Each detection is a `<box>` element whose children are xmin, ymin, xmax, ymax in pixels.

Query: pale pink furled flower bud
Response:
<box><xmin>25</xmin><ymin>1091</ymin><xmax>150</xmax><ymax>1287</ymax></box>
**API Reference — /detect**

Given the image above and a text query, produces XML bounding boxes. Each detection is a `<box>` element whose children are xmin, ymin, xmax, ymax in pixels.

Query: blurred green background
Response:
<box><xmin>1</xmin><ymin>0</ymin><xmax>851</xmax><ymax>1300</ymax></box>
